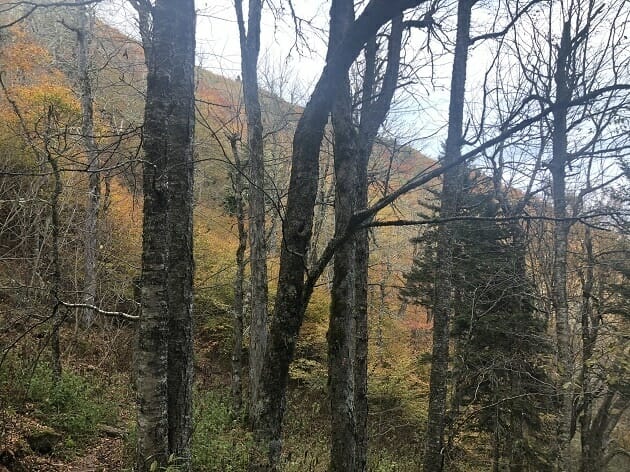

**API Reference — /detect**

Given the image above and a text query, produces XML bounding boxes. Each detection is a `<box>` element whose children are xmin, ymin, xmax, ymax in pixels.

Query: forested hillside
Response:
<box><xmin>0</xmin><ymin>1</ymin><xmax>628</xmax><ymax>472</ymax></box>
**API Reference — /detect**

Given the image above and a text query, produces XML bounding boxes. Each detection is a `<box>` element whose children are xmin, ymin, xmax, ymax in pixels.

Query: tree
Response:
<box><xmin>577</xmin><ymin>224</ymin><xmax>630</xmax><ymax>471</ymax></box>
<box><xmin>327</xmin><ymin>2</ymin><xmax>360</xmax><ymax>470</ymax></box>
<box><xmin>227</xmin><ymin>132</ymin><xmax>248</xmax><ymax>414</ymax></box>
<box><xmin>234</xmin><ymin>0</ymin><xmax>269</xmax><ymax>420</ymax></box>
<box><xmin>404</xmin><ymin>172</ymin><xmax>554</xmax><ymax>471</ymax></box>
<box><xmin>248</xmin><ymin>1</ymin><xmax>428</xmax><ymax>469</ymax></box>
<box><xmin>0</xmin><ymin>66</ymin><xmax>83</xmax><ymax>382</ymax></box>
<box><xmin>72</xmin><ymin>1</ymin><xmax>101</xmax><ymax>329</ymax></box>
<box><xmin>328</xmin><ymin>7</ymin><xmax>405</xmax><ymax>470</ymax></box>
<box><xmin>505</xmin><ymin>2</ymin><xmax>630</xmax><ymax>468</ymax></box>
<box><xmin>422</xmin><ymin>1</ymin><xmax>472</xmax><ymax>470</ymax></box>
<box><xmin>131</xmin><ymin>0</ymin><xmax>196</xmax><ymax>470</ymax></box>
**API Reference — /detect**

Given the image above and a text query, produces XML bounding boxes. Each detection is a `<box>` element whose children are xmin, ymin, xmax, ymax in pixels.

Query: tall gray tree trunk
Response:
<box><xmin>165</xmin><ymin>1</ymin><xmax>196</xmax><ymax>468</ymax></box>
<box><xmin>422</xmin><ymin>2</ymin><xmax>472</xmax><ymax>471</ymax></box>
<box><xmin>234</xmin><ymin>0</ymin><xmax>269</xmax><ymax>420</ymax></box>
<box><xmin>308</xmin><ymin>151</ymin><xmax>334</xmax><ymax>270</ymax></box>
<box><xmin>248</xmin><ymin>3</ymin><xmax>424</xmax><ymax>469</ymax></box>
<box><xmin>550</xmin><ymin>20</ymin><xmax>573</xmax><ymax>472</ymax></box>
<box><xmin>328</xmin><ymin>3</ymin><xmax>358</xmax><ymax>471</ymax></box>
<box><xmin>354</xmin><ymin>18</ymin><xmax>402</xmax><ymax>470</ymax></box>
<box><xmin>135</xmin><ymin>1</ymin><xmax>196</xmax><ymax>470</ymax></box>
<box><xmin>75</xmin><ymin>3</ymin><xmax>100</xmax><ymax>329</ymax></box>
<box><xmin>579</xmin><ymin>227</ymin><xmax>596</xmax><ymax>472</ymax></box>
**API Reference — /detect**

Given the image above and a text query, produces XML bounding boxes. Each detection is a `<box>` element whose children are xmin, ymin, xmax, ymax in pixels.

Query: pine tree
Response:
<box><xmin>403</xmin><ymin>171</ymin><xmax>553</xmax><ymax>471</ymax></box>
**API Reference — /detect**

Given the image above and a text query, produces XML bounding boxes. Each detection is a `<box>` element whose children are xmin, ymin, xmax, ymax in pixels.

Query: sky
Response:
<box><xmin>97</xmin><ymin>0</ymin><xmax>453</xmax><ymax>158</ymax></box>
<box><xmin>93</xmin><ymin>0</ymin><xmax>630</xmax><ymax>199</ymax></box>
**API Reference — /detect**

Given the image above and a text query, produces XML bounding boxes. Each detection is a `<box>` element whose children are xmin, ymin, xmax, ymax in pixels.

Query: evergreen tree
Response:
<box><xmin>402</xmin><ymin>171</ymin><xmax>554</xmax><ymax>471</ymax></box>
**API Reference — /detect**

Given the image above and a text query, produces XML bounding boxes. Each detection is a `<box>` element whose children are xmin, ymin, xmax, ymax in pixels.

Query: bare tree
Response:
<box><xmin>234</xmin><ymin>0</ymin><xmax>269</xmax><ymax>420</ymax></box>
<box><xmin>228</xmin><ymin>132</ymin><xmax>248</xmax><ymax>414</ymax></box>
<box><xmin>506</xmin><ymin>2</ymin><xmax>630</xmax><ymax>469</ymax></box>
<box><xmin>248</xmin><ymin>1</ymin><xmax>428</xmax><ymax>469</ymax></box>
<box><xmin>73</xmin><ymin>1</ymin><xmax>101</xmax><ymax>329</ymax></box>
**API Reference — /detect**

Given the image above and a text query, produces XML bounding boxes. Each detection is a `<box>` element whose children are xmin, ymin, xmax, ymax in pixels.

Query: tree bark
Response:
<box><xmin>328</xmin><ymin>3</ymin><xmax>358</xmax><ymax>470</ymax></box>
<box><xmin>249</xmin><ymin>2</ymin><xmax>425</xmax><ymax>469</ymax></box>
<box><xmin>579</xmin><ymin>227</ymin><xmax>596</xmax><ymax>472</ymax></box>
<box><xmin>234</xmin><ymin>0</ymin><xmax>269</xmax><ymax>420</ymax></box>
<box><xmin>75</xmin><ymin>2</ymin><xmax>100</xmax><ymax>330</ymax></box>
<box><xmin>135</xmin><ymin>1</ymin><xmax>196</xmax><ymax>470</ymax></box>
<box><xmin>164</xmin><ymin>0</ymin><xmax>196</xmax><ymax>468</ymax></box>
<box><xmin>423</xmin><ymin>2</ymin><xmax>472</xmax><ymax>471</ymax></box>
<box><xmin>47</xmin><ymin>144</ymin><xmax>63</xmax><ymax>382</ymax></box>
<box><xmin>136</xmin><ymin>14</ymin><xmax>170</xmax><ymax>472</ymax></box>
<box><xmin>354</xmin><ymin>17</ymin><xmax>403</xmax><ymax>470</ymax></box>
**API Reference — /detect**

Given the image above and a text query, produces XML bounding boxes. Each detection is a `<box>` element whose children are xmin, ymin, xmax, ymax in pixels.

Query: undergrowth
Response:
<box><xmin>0</xmin><ymin>355</ymin><xmax>120</xmax><ymax>455</ymax></box>
<box><xmin>192</xmin><ymin>389</ymin><xmax>250</xmax><ymax>471</ymax></box>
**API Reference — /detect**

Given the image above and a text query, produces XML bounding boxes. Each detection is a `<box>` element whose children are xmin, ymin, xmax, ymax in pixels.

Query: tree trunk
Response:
<box><xmin>354</xmin><ymin>18</ymin><xmax>403</xmax><ymax>469</ymax></box>
<box><xmin>550</xmin><ymin>20</ymin><xmax>573</xmax><ymax>472</ymax></box>
<box><xmin>423</xmin><ymin>2</ymin><xmax>472</xmax><ymax>471</ymax></box>
<box><xmin>579</xmin><ymin>227</ymin><xmax>596</xmax><ymax>472</ymax></box>
<box><xmin>492</xmin><ymin>403</ymin><xmax>501</xmax><ymax>472</ymax></box>
<box><xmin>165</xmin><ymin>1</ymin><xmax>196</xmax><ymax>468</ymax></box>
<box><xmin>248</xmin><ymin>3</ymin><xmax>424</xmax><ymax>469</ymax></box>
<box><xmin>75</xmin><ymin>2</ymin><xmax>100</xmax><ymax>330</ymax></box>
<box><xmin>308</xmin><ymin>150</ymin><xmax>334</xmax><ymax>270</ymax></box>
<box><xmin>135</xmin><ymin>18</ymin><xmax>169</xmax><ymax>472</ymax></box>
<box><xmin>234</xmin><ymin>0</ymin><xmax>269</xmax><ymax>420</ymax></box>
<box><xmin>578</xmin><ymin>232</ymin><xmax>629</xmax><ymax>472</ymax></box>
<box><xmin>229</xmin><ymin>135</ymin><xmax>247</xmax><ymax>414</ymax></box>
<box><xmin>328</xmin><ymin>3</ymin><xmax>358</xmax><ymax>470</ymax></box>
<box><xmin>135</xmin><ymin>1</ymin><xmax>196</xmax><ymax>470</ymax></box>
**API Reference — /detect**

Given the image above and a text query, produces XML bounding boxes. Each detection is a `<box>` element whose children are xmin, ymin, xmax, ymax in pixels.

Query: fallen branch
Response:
<box><xmin>58</xmin><ymin>300</ymin><xmax>138</xmax><ymax>321</ymax></box>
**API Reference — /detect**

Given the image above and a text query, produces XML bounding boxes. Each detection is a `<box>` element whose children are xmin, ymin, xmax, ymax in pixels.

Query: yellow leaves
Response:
<box><xmin>8</xmin><ymin>83</ymin><xmax>80</xmax><ymax>120</ymax></box>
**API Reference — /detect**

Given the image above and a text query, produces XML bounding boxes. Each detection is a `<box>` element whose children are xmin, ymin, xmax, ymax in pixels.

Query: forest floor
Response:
<box><xmin>0</xmin><ymin>311</ymin><xmax>427</xmax><ymax>472</ymax></box>
<box><xmin>1</xmin><ymin>399</ymin><xmax>128</xmax><ymax>471</ymax></box>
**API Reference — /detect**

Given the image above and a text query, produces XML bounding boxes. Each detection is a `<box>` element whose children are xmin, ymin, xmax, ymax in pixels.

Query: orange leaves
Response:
<box><xmin>0</xmin><ymin>26</ymin><xmax>66</xmax><ymax>87</ymax></box>
<box><xmin>0</xmin><ymin>27</ymin><xmax>80</xmax><ymax>141</ymax></box>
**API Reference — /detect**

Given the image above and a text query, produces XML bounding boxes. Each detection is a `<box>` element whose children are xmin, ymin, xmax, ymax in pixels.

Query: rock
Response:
<box><xmin>97</xmin><ymin>424</ymin><xmax>128</xmax><ymax>438</ymax></box>
<box><xmin>25</xmin><ymin>429</ymin><xmax>61</xmax><ymax>455</ymax></box>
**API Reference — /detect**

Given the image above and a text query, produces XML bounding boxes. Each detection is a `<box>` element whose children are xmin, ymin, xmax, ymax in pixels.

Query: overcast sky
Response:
<box><xmin>97</xmin><ymin>0</ymin><xmax>468</xmax><ymax>158</ymax></box>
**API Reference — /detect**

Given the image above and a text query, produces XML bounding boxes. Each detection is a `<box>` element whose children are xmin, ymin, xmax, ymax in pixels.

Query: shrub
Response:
<box><xmin>27</xmin><ymin>364</ymin><xmax>117</xmax><ymax>442</ymax></box>
<box><xmin>192</xmin><ymin>390</ymin><xmax>250</xmax><ymax>471</ymax></box>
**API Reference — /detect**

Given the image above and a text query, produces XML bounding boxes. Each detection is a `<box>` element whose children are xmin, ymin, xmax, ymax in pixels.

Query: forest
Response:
<box><xmin>0</xmin><ymin>0</ymin><xmax>628</xmax><ymax>471</ymax></box>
